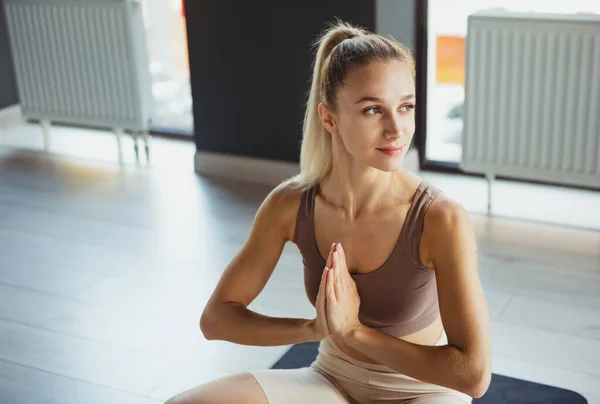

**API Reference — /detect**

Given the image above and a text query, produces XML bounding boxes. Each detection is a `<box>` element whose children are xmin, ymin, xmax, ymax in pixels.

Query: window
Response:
<box><xmin>425</xmin><ymin>0</ymin><xmax>600</xmax><ymax>165</ymax></box>
<box><xmin>141</xmin><ymin>0</ymin><xmax>193</xmax><ymax>134</ymax></box>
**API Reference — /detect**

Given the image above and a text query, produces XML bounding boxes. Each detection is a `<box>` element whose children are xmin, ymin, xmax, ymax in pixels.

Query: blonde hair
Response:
<box><xmin>283</xmin><ymin>19</ymin><xmax>415</xmax><ymax>190</ymax></box>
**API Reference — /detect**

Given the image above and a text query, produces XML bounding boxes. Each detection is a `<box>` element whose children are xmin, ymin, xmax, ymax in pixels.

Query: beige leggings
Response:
<box><xmin>250</xmin><ymin>331</ymin><xmax>473</xmax><ymax>404</ymax></box>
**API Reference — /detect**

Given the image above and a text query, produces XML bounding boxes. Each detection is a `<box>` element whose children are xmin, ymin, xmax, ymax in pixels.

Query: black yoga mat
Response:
<box><xmin>272</xmin><ymin>342</ymin><xmax>588</xmax><ymax>404</ymax></box>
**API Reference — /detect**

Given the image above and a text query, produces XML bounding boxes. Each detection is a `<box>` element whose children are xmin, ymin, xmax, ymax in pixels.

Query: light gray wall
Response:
<box><xmin>375</xmin><ymin>0</ymin><xmax>416</xmax><ymax>52</ymax></box>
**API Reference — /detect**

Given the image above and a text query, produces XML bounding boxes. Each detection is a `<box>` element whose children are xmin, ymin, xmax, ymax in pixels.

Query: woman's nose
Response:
<box><xmin>384</xmin><ymin>116</ymin><xmax>402</xmax><ymax>139</ymax></box>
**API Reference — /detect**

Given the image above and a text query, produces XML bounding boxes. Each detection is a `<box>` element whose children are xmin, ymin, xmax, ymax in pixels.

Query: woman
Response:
<box><xmin>166</xmin><ymin>20</ymin><xmax>492</xmax><ymax>404</ymax></box>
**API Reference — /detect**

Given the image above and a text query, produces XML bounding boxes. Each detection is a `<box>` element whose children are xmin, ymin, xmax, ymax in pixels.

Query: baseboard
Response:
<box><xmin>195</xmin><ymin>150</ymin><xmax>300</xmax><ymax>187</ymax></box>
<box><xmin>0</xmin><ymin>104</ymin><xmax>23</xmax><ymax>130</ymax></box>
<box><xmin>195</xmin><ymin>148</ymin><xmax>420</xmax><ymax>187</ymax></box>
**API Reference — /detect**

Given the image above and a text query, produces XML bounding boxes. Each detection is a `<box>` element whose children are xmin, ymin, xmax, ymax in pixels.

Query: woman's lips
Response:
<box><xmin>377</xmin><ymin>145</ymin><xmax>405</xmax><ymax>156</ymax></box>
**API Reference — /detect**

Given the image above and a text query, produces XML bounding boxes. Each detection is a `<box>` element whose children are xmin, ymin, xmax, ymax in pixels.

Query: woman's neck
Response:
<box><xmin>319</xmin><ymin>166</ymin><xmax>412</xmax><ymax>220</ymax></box>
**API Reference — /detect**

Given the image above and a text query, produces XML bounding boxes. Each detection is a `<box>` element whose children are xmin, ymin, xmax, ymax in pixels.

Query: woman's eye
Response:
<box><xmin>364</xmin><ymin>107</ymin><xmax>381</xmax><ymax>115</ymax></box>
<box><xmin>400</xmin><ymin>104</ymin><xmax>415</xmax><ymax>112</ymax></box>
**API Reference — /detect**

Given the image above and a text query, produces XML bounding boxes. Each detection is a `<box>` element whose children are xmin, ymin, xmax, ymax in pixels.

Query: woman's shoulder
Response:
<box><xmin>270</xmin><ymin>177</ymin><xmax>307</xmax><ymax>206</ymax></box>
<box><xmin>259</xmin><ymin>178</ymin><xmax>308</xmax><ymax>242</ymax></box>
<box><xmin>424</xmin><ymin>193</ymin><xmax>468</xmax><ymax>227</ymax></box>
<box><xmin>419</xmin><ymin>176</ymin><xmax>467</xmax><ymax>230</ymax></box>
<box><xmin>420</xmin><ymin>184</ymin><xmax>473</xmax><ymax>264</ymax></box>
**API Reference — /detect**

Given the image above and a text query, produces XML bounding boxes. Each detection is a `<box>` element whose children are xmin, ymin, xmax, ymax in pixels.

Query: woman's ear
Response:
<box><xmin>318</xmin><ymin>103</ymin><xmax>337</xmax><ymax>135</ymax></box>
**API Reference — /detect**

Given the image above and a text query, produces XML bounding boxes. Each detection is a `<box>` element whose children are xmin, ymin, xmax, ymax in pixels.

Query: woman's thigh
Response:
<box><xmin>408</xmin><ymin>393</ymin><xmax>473</xmax><ymax>404</ymax></box>
<box><xmin>250</xmin><ymin>367</ymin><xmax>351</xmax><ymax>404</ymax></box>
<box><xmin>164</xmin><ymin>368</ymin><xmax>350</xmax><ymax>404</ymax></box>
<box><xmin>164</xmin><ymin>372</ymin><xmax>268</xmax><ymax>404</ymax></box>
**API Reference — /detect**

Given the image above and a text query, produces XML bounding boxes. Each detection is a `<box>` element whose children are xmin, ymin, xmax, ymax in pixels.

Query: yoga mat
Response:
<box><xmin>272</xmin><ymin>342</ymin><xmax>588</xmax><ymax>404</ymax></box>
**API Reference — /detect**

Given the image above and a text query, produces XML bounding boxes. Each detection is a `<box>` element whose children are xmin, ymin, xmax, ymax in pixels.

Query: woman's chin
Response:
<box><xmin>372</xmin><ymin>158</ymin><xmax>405</xmax><ymax>172</ymax></box>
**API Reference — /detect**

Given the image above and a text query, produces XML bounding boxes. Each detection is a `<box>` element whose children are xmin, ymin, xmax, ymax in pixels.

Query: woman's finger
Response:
<box><xmin>333</xmin><ymin>251</ymin><xmax>343</xmax><ymax>277</ymax></box>
<box><xmin>327</xmin><ymin>266</ymin><xmax>337</xmax><ymax>303</ymax></box>
<box><xmin>334</xmin><ymin>270</ymin><xmax>343</xmax><ymax>297</ymax></box>
<box><xmin>318</xmin><ymin>267</ymin><xmax>328</xmax><ymax>304</ymax></box>
<box><xmin>326</xmin><ymin>243</ymin><xmax>336</xmax><ymax>269</ymax></box>
<box><xmin>333</xmin><ymin>251</ymin><xmax>345</xmax><ymax>293</ymax></box>
<box><xmin>334</xmin><ymin>249</ymin><xmax>350</xmax><ymax>292</ymax></box>
<box><xmin>337</xmin><ymin>243</ymin><xmax>348</xmax><ymax>272</ymax></box>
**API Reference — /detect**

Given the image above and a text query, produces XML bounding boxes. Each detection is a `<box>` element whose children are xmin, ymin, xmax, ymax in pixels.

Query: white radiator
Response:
<box><xmin>461</xmin><ymin>11</ymin><xmax>600</xmax><ymax>211</ymax></box>
<box><xmin>3</xmin><ymin>0</ymin><xmax>153</xmax><ymax>164</ymax></box>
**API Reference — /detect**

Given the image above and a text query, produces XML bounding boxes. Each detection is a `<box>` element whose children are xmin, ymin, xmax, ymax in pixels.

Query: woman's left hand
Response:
<box><xmin>326</xmin><ymin>243</ymin><xmax>362</xmax><ymax>340</ymax></box>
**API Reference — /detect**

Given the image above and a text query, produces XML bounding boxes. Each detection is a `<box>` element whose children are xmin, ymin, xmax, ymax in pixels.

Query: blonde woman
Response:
<box><xmin>166</xmin><ymin>20</ymin><xmax>492</xmax><ymax>404</ymax></box>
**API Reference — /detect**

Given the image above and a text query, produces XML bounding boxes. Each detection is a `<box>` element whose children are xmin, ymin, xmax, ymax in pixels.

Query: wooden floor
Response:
<box><xmin>0</xmin><ymin>129</ymin><xmax>599</xmax><ymax>403</ymax></box>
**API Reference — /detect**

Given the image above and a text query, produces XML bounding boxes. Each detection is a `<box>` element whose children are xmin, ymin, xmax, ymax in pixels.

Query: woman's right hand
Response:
<box><xmin>311</xmin><ymin>243</ymin><xmax>336</xmax><ymax>341</ymax></box>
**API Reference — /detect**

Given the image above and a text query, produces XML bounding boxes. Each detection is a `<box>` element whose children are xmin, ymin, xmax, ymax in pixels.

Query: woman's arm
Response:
<box><xmin>200</xmin><ymin>183</ymin><xmax>325</xmax><ymax>346</ymax></box>
<box><xmin>204</xmin><ymin>303</ymin><xmax>319</xmax><ymax>346</ymax></box>
<box><xmin>328</xmin><ymin>199</ymin><xmax>492</xmax><ymax>398</ymax></box>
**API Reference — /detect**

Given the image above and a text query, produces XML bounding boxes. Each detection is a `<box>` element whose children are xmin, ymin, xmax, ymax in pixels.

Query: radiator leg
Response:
<box><xmin>114</xmin><ymin>128</ymin><xmax>124</xmax><ymax>165</ymax></box>
<box><xmin>133</xmin><ymin>133</ymin><xmax>140</xmax><ymax>164</ymax></box>
<box><xmin>486</xmin><ymin>173</ymin><xmax>494</xmax><ymax>215</ymax></box>
<box><xmin>41</xmin><ymin>119</ymin><xmax>51</xmax><ymax>152</ymax></box>
<box><xmin>143</xmin><ymin>131</ymin><xmax>150</xmax><ymax>163</ymax></box>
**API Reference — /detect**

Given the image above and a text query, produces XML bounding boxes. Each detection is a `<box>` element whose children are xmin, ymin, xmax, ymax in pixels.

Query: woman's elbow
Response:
<box><xmin>465</xmin><ymin>368</ymin><xmax>492</xmax><ymax>398</ymax></box>
<box><xmin>200</xmin><ymin>308</ymin><xmax>219</xmax><ymax>340</ymax></box>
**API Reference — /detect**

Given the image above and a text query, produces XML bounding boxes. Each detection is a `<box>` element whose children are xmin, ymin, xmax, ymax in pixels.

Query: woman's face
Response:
<box><xmin>322</xmin><ymin>60</ymin><xmax>416</xmax><ymax>172</ymax></box>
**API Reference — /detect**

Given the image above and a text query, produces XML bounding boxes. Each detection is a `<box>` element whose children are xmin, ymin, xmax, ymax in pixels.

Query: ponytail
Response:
<box><xmin>283</xmin><ymin>19</ymin><xmax>414</xmax><ymax>190</ymax></box>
